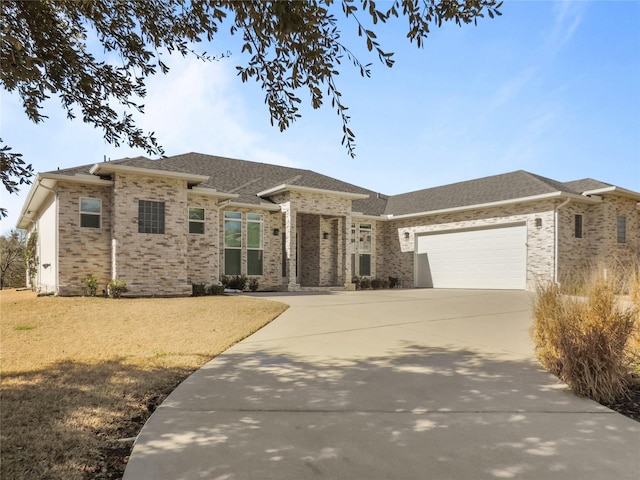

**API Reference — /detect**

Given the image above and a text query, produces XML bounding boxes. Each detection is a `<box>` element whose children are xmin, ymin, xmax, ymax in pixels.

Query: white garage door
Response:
<box><xmin>415</xmin><ymin>224</ymin><xmax>527</xmax><ymax>290</ymax></box>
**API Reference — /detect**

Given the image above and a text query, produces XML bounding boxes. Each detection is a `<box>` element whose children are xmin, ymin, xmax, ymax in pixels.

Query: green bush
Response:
<box><xmin>84</xmin><ymin>274</ymin><xmax>99</xmax><ymax>296</ymax></box>
<box><xmin>248</xmin><ymin>278</ymin><xmax>259</xmax><ymax>292</ymax></box>
<box><xmin>220</xmin><ymin>275</ymin><xmax>247</xmax><ymax>291</ymax></box>
<box><xmin>207</xmin><ymin>284</ymin><xmax>225</xmax><ymax>295</ymax></box>
<box><xmin>192</xmin><ymin>283</ymin><xmax>206</xmax><ymax>297</ymax></box>
<box><xmin>531</xmin><ymin>274</ymin><xmax>638</xmax><ymax>404</ymax></box>
<box><xmin>108</xmin><ymin>279</ymin><xmax>128</xmax><ymax>299</ymax></box>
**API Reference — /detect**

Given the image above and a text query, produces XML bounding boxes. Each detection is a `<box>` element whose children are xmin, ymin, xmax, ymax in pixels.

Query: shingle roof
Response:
<box><xmin>563</xmin><ymin>178</ymin><xmax>613</xmax><ymax>193</ymax></box>
<box><xmin>45</xmin><ymin>154</ymin><xmax>626</xmax><ymax>218</ymax></box>
<box><xmin>154</xmin><ymin>153</ymin><xmax>388</xmax><ymax>215</ymax></box>
<box><xmin>384</xmin><ymin>170</ymin><xmax>583</xmax><ymax>216</ymax></box>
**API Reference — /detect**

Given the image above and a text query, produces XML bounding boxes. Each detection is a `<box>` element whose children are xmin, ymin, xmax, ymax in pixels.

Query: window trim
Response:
<box><xmin>79</xmin><ymin>197</ymin><xmax>101</xmax><ymax>229</ymax></box>
<box><xmin>188</xmin><ymin>206</ymin><xmax>205</xmax><ymax>235</ymax></box>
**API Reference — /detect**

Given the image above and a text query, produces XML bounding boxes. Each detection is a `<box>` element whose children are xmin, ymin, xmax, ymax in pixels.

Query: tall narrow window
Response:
<box><xmin>617</xmin><ymin>216</ymin><xmax>627</xmax><ymax>244</ymax></box>
<box><xmin>350</xmin><ymin>223</ymin><xmax>356</xmax><ymax>277</ymax></box>
<box><xmin>224</xmin><ymin>212</ymin><xmax>242</xmax><ymax>274</ymax></box>
<box><xmin>574</xmin><ymin>214</ymin><xmax>583</xmax><ymax>239</ymax></box>
<box><xmin>138</xmin><ymin>200</ymin><xmax>165</xmax><ymax>234</ymax></box>
<box><xmin>359</xmin><ymin>223</ymin><xmax>372</xmax><ymax>277</ymax></box>
<box><xmin>188</xmin><ymin>207</ymin><xmax>205</xmax><ymax>234</ymax></box>
<box><xmin>247</xmin><ymin>214</ymin><xmax>263</xmax><ymax>275</ymax></box>
<box><xmin>80</xmin><ymin>198</ymin><xmax>101</xmax><ymax>228</ymax></box>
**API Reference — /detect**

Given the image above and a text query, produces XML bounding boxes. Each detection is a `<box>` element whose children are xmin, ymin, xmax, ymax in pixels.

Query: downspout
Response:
<box><xmin>554</xmin><ymin>197</ymin><xmax>571</xmax><ymax>284</ymax></box>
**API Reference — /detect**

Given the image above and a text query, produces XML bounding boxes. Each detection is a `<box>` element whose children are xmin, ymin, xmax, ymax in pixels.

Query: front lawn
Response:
<box><xmin>0</xmin><ymin>289</ymin><xmax>287</xmax><ymax>479</ymax></box>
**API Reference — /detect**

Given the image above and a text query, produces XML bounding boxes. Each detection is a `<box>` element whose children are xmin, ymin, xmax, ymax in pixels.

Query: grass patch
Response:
<box><xmin>0</xmin><ymin>289</ymin><xmax>288</xmax><ymax>480</ymax></box>
<box><xmin>531</xmin><ymin>266</ymin><xmax>639</xmax><ymax>406</ymax></box>
<box><xmin>13</xmin><ymin>325</ymin><xmax>36</xmax><ymax>331</ymax></box>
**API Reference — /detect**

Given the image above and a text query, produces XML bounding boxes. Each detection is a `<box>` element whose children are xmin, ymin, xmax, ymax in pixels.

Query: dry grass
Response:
<box><xmin>531</xmin><ymin>267</ymin><xmax>639</xmax><ymax>405</ymax></box>
<box><xmin>0</xmin><ymin>289</ymin><xmax>287</xmax><ymax>480</ymax></box>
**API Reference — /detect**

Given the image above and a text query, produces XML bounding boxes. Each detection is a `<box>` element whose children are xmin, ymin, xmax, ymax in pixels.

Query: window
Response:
<box><xmin>189</xmin><ymin>207</ymin><xmax>205</xmax><ymax>234</ymax></box>
<box><xmin>80</xmin><ymin>198</ymin><xmax>101</xmax><ymax>228</ymax></box>
<box><xmin>224</xmin><ymin>212</ymin><xmax>242</xmax><ymax>275</ymax></box>
<box><xmin>138</xmin><ymin>200</ymin><xmax>165</xmax><ymax>234</ymax></box>
<box><xmin>359</xmin><ymin>223</ymin><xmax>372</xmax><ymax>277</ymax></box>
<box><xmin>574</xmin><ymin>214</ymin><xmax>583</xmax><ymax>239</ymax></box>
<box><xmin>247</xmin><ymin>214</ymin><xmax>263</xmax><ymax>275</ymax></box>
<box><xmin>617</xmin><ymin>216</ymin><xmax>627</xmax><ymax>244</ymax></box>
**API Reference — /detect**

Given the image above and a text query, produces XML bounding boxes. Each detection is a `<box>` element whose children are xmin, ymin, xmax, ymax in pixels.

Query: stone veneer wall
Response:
<box><xmin>382</xmin><ymin>200</ymin><xmax>558</xmax><ymax>289</ymax></box>
<box><xmin>111</xmin><ymin>173</ymin><xmax>191</xmax><ymax>296</ymax></box>
<box><xmin>571</xmin><ymin>195</ymin><xmax>639</xmax><ymax>277</ymax></box>
<box><xmin>186</xmin><ymin>194</ymin><xmax>220</xmax><ymax>285</ymax></box>
<box><xmin>269</xmin><ymin>191</ymin><xmax>352</xmax><ymax>289</ymax></box>
<box><xmin>57</xmin><ymin>181</ymin><xmax>113</xmax><ymax>296</ymax></box>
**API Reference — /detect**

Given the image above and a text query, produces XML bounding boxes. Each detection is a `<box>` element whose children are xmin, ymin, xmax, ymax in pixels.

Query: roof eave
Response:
<box><xmin>386</xmin><ymin>191</ymin><xmax>600</xmax><ymax>220</ymax></box>
<box><xmin>257</xmin><ymin>183</ymin><xmax>369</xmax><ymax>200</ymax></box>
<box><xmin>188</xmin><ymin>186</ymin><xmax>238</xmax><ymax>201</ymax></box>
<box><xmin>582</xmin><ymin>186</ymin><xmax>640</xmax><ymax>201</ymax></box>
<box><xmin>90</xmin><ymin>162</ymin><xmax>209</xmax><ymax>183</ymax></box>
<box><xmin>221</xmin><ymin>200</ymin><xmax>282</xmax><ymax>212</ymax></box>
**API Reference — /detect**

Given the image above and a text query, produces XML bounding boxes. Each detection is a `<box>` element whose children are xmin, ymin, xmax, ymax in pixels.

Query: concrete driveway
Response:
<box><xmin>123</xmin><ymin>289</ymin><xmax>639</xmax><ymax>480</ymax></box>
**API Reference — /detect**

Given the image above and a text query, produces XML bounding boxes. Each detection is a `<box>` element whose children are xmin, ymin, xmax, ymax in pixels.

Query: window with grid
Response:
<box><xmin>80</xmin><ymin>198</ymin><xmax>101</xmax><ymax>228</ymax></box>
<box><xmin>138</xmin><ymin>200</ymin><xmax>165</xmax><ymax>234</ymax></box>
<box><xmin>359</xmin><ymin>223</ymin><xmax>372</xmax><ymax>277</ymax></box>
<box><xmin>617</xmin><ymin>216</ymin><xmax>626</xmax><ymax>244</ymax></box>
<box><xmin>224</xmin><ymin>212</ymin><xmax>242</xmax><ymax>275</ymax></box>
<box><xmin>574</xmin><ymin>214</ymin><xmax>583</xmax><ymax>239</ymax></box>
<box><xmin>189</xmin><ymin>207</ymin><xmax>205</xmax><ymax>234</ymax></box>
<box><xmin>247</xmin><ymin>214</ymin><xmax>263</xmax><ymax>275</ymax></box>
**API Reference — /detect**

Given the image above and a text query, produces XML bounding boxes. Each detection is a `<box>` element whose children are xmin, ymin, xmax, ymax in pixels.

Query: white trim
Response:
<box><xmin>187</xmin><ymin>206</ymin><xmax>206</xmax><ymax>235</ymax></box>
<box><xmin>386</xmin><ymin>191</ymin><xmax>600</xmax><ymax>221</ymax></box>
<box><xmin>257</xmin><ymin>183</ymin><xmax>369</xmax><ymax>200</ymax></box>
<box><xmin>188</xmin><ymin>186</ymin><xmax>238</xmax><ymax>200</ymax></box>
<box><xmin>90</xmin><ymin>162</ymin><xmax>209</xmax><ymax>182</ymax></box>
<box><xmin>582</xmin><ymin>186</ymin><xmax>640</xmax><ymax>200</ymax></box>
<box><xmin>226</xmin><ymin>201</ymin><xmax>281</xmax><ymax>212</ymax></box>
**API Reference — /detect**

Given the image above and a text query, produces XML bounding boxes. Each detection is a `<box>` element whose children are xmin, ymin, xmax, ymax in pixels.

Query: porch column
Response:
<box><xmin>343</xmin><ymin>214</ymin><xmax>354</xmax><ymax>290</ymax></box>
<box><xmin>284</xmin><ymin>204</ymin><xmax>299</xmax><ymax>291</ymax></box>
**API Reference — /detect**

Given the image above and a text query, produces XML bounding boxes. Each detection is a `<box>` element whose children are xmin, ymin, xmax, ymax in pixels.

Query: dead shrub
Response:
<box><xmin>531</xmin><ymin>270</ymin><xmax>638</xmax><ymax>404</ymax></box>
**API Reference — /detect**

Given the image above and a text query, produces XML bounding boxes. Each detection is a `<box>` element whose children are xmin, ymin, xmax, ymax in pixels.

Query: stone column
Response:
<box><xmin>343</xmin><ymin>214</ymin><xmax>355</xmax><ymax>290</ymax></box>
<box><xmin>284</xmin><ymin>204</ymin><xmax>299</xmax><ymax>291</ymax></box>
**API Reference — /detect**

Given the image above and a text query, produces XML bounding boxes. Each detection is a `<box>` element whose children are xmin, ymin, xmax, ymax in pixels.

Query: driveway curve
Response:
<box><xmin>123</xmin><ymin>289</ymin><xmax>639</xmax><ymax>480</ymax></box>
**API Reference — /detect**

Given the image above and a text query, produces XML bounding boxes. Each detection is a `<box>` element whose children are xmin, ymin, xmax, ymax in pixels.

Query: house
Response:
<box><xmin>16</xmin><ymin>152</ymin><xmax>640</xmax><ymax>296</ymax></box>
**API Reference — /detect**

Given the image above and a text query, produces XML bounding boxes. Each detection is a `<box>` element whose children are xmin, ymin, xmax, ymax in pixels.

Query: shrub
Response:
<box><xmin>248</xmin><ymin>278</ymin><xmax>259</xmax><ymax>292</ymax></box>
<box><xmin>531</xmin><ymin>273</ymin><xmax>638</xmax><ymax>404</ymax></box>
<box><xmin>108</xmin><ymin>279</ymin><xmax>128</xmax><ymax>299</ymax></box>
<box><xmin>207</xmin><ymin>284</ymin><xmax>225</xmax><ymax>295</ymax></box>
<box><xmin>192</xmin><ymin>283</ymin><xmax>206</xmax><ymax>297</ymax></box>
<box><xmin>220</xmin><ymin>275</ymin><xmax>247</xmax><ymax>291</ymax></box>
<box><xmin>359</xmin><ymin>277</ymin><xmax>371</xmax><ymax>290</ymax></box>
<box><xmin>84</xmin><ymin>274</ymin><xmax>99</xmax><ymax>296</ymax></box>
<box><xmin>352</xmin><ymin>276</ymin><xmax>361</xmax><ymax>290</ymax></box>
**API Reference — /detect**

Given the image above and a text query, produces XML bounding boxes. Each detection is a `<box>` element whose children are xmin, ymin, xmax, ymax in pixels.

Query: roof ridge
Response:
<box><xmin>521</xmin><ymin>171</ymin><xmax>579</xmax><ymax>194</ymax></box>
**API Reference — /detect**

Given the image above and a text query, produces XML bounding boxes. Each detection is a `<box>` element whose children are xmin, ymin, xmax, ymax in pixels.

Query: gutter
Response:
<box><xmin>554</xmin><ymin>198</ymin><xmax>571</xmax><ymax>284</ymax></box>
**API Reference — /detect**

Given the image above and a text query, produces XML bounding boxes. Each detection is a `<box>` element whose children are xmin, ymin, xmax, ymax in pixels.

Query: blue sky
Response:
<box><xmin>1</xmin><ymin>0</ymin><xmax>639</xmax><ymax>234</ymax></box>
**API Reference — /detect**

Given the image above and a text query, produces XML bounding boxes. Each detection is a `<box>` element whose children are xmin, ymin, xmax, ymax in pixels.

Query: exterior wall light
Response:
<box><xmin>323</xmin><ymin>232</ymin><xmax>329</xmax><ymax>240</ymax></box>
<box><xmin>535</xmin><ymin>218</ymin><xmax>542</xmax><ymax>228</ymax></box>
<box><xmin>273</xmin><ymin>228</ymin><xmax>280</xmax><ymax>236</ymax></box>
<box><xmin>404</xmin><ymin>232</ymin><xmax>410</xmax><ymax>239</ymax></box>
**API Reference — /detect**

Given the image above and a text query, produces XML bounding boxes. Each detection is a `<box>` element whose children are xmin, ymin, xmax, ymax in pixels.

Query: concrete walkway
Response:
<box><xmin>123</xmin><ymin>289</ymin><xmax>639</xmax><ymax>480</ymax></box>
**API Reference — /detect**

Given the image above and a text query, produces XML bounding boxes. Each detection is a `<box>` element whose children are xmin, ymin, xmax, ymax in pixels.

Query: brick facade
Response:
<box><xmin>26</xmin><ymin>165</ymin><xmax>639</xmax><ymax>296</ymax></box>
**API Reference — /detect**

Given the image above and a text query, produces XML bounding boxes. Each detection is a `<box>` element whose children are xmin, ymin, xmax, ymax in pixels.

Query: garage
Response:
<box><xmin>415</xmin><ymin>223</ymin><xmax>527</xmax><ymax>290</ymax></box>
